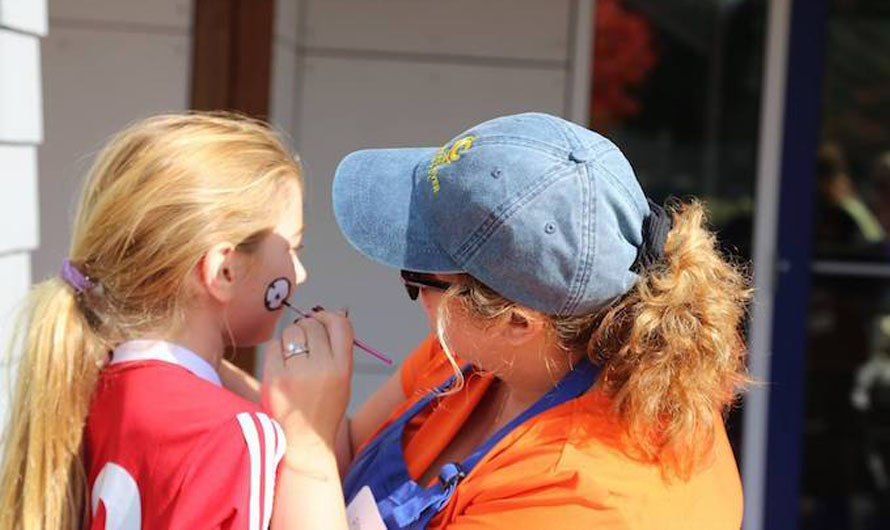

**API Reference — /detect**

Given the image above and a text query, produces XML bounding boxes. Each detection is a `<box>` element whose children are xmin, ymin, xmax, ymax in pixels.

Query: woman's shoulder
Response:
<box><xmin>556</xmin><ymin>392</ymin><xmax>743</xmax><ymax>527</ymax></box>
<box><xmin>457</xmin><ymin>392</ymin><xmax>742</xmax><ymax>528</ymax></box>
<box><xmin>551</xmin><ymin>391</ymin><xmax>739</xmax><ymax>479</ymax></box>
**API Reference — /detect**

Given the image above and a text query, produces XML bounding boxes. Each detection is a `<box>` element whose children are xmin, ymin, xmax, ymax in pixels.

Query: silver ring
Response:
<box><xmin>283</xmin><ymin>341</ymin><xmax>310</xmax><ymax>360</ymax></box>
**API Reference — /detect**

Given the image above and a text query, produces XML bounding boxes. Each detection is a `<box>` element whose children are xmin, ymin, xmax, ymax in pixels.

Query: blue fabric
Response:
<box><xmin>332</xmin><ymin>112</ymin><xmax>651</xmax><ymax>316</ymax></box>
<box><xmin>343</xmin><ymin>360</ymin><xmax>600</xmax><ymax>529</ymax></box>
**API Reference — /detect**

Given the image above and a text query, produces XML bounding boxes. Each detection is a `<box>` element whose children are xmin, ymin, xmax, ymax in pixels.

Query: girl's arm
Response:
<box><xmin>273</xmin><ymin>371</ymin><xmax>405</xmax><ymax>529</ymax></box>
<box><xmin>221</xmin><ymin>356</ymin><xmax>405</xmax><ymax>476</ymax></box>
<box><xmin>263</xmin><ymin>312</ymin><xmax>353</xmax><ymax>530</ymax></box>
<box><xmin>219</xmin><ymin>359</ymin><xmax>261</xmax><ymax>403</ymax></box>
<box><xmin>272</xmin><ymin>436</ymin><xmax>349</xmax><ymax>530</ymax></box>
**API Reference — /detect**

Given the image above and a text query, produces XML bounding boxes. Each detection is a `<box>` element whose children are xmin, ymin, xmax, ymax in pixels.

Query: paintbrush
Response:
<box><xmin>281</xmin><ymin>302</ymin><xmax>394</xmax><ymax>366</ymax></box>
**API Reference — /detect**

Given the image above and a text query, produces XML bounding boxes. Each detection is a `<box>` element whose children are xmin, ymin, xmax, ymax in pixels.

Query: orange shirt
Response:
<box><xmin>359</xmin><ymin>336</ymin><xmax>743</xmax><ymax>529</ymax></box>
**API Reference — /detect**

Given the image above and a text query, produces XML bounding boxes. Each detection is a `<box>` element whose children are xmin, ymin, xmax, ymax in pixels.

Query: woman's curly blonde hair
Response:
<box><xmin>438</xmin><ymin>199</ymin><xmax>751</xmax><ymax>477</ymax></box>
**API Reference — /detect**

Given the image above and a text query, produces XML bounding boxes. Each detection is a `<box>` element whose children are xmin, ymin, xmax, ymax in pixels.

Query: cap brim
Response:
<box><xmin>333</xmin><ymin>147</ymin><xmax>462</xmax><ymax>273</ymax></box>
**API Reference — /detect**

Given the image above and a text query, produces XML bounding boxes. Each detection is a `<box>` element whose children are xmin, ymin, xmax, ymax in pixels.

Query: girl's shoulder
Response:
<box><xmin>92</xmin><ymin>360</ymin><xmax>268</xmax><ymax>444</ymax></box>
<box><xmin>87</xmin><ymin>362</ymin><xmax>283</xmax><ymax>528</ymax></box>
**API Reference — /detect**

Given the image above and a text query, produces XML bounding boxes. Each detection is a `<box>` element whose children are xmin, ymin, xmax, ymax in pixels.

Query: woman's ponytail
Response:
<box><xmin>591</xmin><ymin>200</ymin><xmax>751</xmax><ymax>476</ymax></box>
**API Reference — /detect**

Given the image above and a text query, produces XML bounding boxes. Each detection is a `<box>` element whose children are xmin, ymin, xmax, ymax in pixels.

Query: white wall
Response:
<box><xmin>32</xmin><ymin>0</ymin><xmax>193</xmax><ymax>283</ymax></box>
<box><xmin>23</xmin><ymin>0</ymin><xmax>591</xmax><ymax>413</ymax></box>
<box><xmin>270</xmin><ymin>0</ymin><xmax>592</xmax><ymax>410</ymax></box>
<box><xmin>0</xmin><ymin>0</ymin><xmax>47</xmax><ymax>431</ymax></box>
<box><xmin>269</xmin><ymin>0</ymin><xmax>301</xmax><ymax>141</ymax></box>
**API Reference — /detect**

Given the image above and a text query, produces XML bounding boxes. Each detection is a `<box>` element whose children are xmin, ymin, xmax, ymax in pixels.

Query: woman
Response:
<box><xmin>321</xmin><ymin>112</ymin><xmax>750</xmax><ymax>529</ymax></box>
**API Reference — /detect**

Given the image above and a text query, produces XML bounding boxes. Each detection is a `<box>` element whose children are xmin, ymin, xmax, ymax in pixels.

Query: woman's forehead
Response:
<box><xmin>431</xmin><ymin>272</ymin><xmax>464</xmax><ymax>282</ymax></box>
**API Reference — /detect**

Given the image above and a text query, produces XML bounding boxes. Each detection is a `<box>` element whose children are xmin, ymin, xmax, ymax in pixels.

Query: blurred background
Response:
<box><xmin>1</xmin><ymin>0</ymin><xmax>889</xmax><ymax>528</ymax></box>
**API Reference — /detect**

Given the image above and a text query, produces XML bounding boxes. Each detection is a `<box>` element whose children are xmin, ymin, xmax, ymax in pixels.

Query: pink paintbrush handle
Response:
<box><xmin>283</xmin><ymin>304</ymin><xmax>394</xmax><ymax>366</ymax></box>
<box><xmin>352</xmin><ymin>337</ymin><xmax>394</xmax><ymax>365</ymax></box>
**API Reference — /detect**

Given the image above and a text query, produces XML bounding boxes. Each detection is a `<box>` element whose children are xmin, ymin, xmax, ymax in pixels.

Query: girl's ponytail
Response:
<box><xmin>0</xmin><ymin>278</ymin><xmax>109</xmax><ymax>529</ymax></box>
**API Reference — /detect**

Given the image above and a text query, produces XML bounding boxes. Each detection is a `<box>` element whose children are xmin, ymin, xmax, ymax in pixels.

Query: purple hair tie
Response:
<box><xmin>61</xmin><ymin>259</ymin><xmax>95</xmax><ymax>294</ymax></box>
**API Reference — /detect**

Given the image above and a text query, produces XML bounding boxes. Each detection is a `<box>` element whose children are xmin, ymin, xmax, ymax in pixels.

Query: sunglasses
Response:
<box><xmin>401</xmin><ymin>270</ymin><xmax>454</xmax><ymax>301</ymax></box>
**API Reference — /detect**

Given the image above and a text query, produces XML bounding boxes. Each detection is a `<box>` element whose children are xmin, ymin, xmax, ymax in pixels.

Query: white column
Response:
<box><xmin>742</xmin><ymin>1</ymin><xmax>793</xmax><ymax>529</ymax></box>
<box><xmin>0</xmin><ymin>0</ymin><xmax>47</xmax><ymax>432</ymax></box>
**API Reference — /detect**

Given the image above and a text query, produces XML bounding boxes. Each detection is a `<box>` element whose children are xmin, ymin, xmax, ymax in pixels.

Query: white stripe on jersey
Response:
<box><xmin>256</xmin><ymin>413</ymin><xmax>277</xmax><ymax>530</ymax></box>
<box><xmin>272</xmin><ymin>420</ymin><xmax>286</xmax><ymax>465</ymax></box>
<box><xmin>236</xmin><ymin>413</ymin><xmax>262</xmax><ymax>530</ymax></box>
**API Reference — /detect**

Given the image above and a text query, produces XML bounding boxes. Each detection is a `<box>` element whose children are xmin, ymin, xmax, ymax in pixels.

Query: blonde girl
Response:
<box><xmin>0</xmin><ymin>113</ymin><xmax>353</xmax><ymax>529</ymax></box>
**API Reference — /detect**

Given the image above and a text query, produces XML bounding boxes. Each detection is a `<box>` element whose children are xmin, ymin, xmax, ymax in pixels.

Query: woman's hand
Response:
<box><xmin>261</xmin><ymin>310</ymin><xmax>354</xmax><ymax>447</ymax></box>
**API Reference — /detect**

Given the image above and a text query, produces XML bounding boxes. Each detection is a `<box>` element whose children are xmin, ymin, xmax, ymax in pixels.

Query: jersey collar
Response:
<box><xmin>111</xmin><ymin>340</ymin><xmax>223</xmax><ymax>387</ymax></box>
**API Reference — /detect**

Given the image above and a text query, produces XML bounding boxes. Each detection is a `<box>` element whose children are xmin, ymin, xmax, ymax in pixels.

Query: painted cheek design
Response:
<box><xmin>264</xmin><ymin>275</ymin><xmax>394</xmax><ymax>366</ymax></box>
<box><xmin>264</xmin><ymin>277</ymin><xmax>292</xmax><ymax>311</ymax></box>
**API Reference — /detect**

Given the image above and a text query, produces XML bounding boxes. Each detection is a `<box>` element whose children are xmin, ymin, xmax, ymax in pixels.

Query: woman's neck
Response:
<box><xmin>487</xmin><ymin>347</ymin><xmax>586</xmax><ymax>432</ymax></box>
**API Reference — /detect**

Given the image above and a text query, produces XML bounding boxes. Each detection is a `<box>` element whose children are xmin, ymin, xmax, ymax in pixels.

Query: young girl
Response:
<box><xmin>320</xmin><ymin>112</ymin><xmax>751</xmax><ymax>529</ymax></box>
<box><xmin>0</xmin><ymin>113</ymin><xmax>352</xmax><ymax>529</ymax></box>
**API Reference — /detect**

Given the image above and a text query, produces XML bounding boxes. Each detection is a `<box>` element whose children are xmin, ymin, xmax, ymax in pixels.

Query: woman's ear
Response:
<box><xmin>196</xmin><ymin>242</ymin><xmax>238</xmax><ymax>303</ymax></box>
<box><xmin>501</xmin><ymin>308</ymin><xmax>547</xmax><ymax>345</ymax></box>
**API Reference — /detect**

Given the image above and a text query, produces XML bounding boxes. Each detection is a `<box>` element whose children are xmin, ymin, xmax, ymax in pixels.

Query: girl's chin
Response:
<box><xmin>226</xmin><ymin>331</ymin><xmax>273</xmax><ymax>350</ymax></box>
<box><xmin>237</xmin><ymin>319</ymin><xmax>282</xmax><ymax>346</ymax></box>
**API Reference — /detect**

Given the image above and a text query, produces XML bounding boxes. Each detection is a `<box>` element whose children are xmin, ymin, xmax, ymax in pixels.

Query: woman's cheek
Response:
<box><xmin>421</xmin><ymin>294</ymin><xmax>439</xmax><ymax>334</ymax></box>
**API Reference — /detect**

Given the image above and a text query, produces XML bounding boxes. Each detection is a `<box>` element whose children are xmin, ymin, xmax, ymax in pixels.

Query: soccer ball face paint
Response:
<box><xmin>265</xmin><ymin>277</ymin><xmax>292</xmax><ymax>311</ymax></box>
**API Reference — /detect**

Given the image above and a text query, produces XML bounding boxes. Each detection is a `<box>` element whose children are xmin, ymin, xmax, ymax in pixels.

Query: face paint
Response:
<box><xmin>265</xmin><ymin>277</ymin><xmax>292</xmax><ymax>311</ymax></box>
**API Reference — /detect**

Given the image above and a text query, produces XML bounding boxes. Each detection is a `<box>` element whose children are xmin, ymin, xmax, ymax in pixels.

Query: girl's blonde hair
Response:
<box><xmin>438</xmin><ymin>200</ymin><xmax>751</xmax><ymax>477</ymax></box>
<box><xmin>0</xmin><ymin>112</ymin><xmax>302</xmax><ymax>529</ymax></box>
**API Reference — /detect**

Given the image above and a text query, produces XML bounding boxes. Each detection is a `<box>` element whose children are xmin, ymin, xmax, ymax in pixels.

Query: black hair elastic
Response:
<box><xmin>630</xmin><ymin>199</ymin><xmax>673</xmax><ymax>273</ymax></box>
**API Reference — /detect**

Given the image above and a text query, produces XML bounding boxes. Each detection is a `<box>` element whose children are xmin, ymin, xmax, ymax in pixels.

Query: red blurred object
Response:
<box><xmin>591</xmin><ymin>0</ymin><xmax>657</xmax><ymax>131</ymax></box>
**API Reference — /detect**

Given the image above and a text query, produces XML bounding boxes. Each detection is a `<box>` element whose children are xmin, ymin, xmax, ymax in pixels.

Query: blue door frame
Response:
<box><xmin>763</xmin><ymin>0</ymin><xmax>829</xmax><ymax>528</ymax></box>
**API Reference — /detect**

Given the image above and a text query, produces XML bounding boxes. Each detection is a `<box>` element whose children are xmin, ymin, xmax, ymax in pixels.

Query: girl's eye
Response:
<box><xmin>291</xmin><ymin>244</ymin><xmax>304</xmax><ymax>254</ymax></box>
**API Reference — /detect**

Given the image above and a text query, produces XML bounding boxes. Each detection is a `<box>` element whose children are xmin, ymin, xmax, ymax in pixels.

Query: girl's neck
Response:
<box><xmin>159</xmin><ymin>310</ymin><xmax>226</xmax><ymax>371</ymax></box>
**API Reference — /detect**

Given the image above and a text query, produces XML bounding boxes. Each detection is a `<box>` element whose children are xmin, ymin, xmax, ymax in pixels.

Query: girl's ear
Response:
<box><xmin>196</xmin><ymin>242</ymin><xmax>238</xmax><ymax>303</ymax></box>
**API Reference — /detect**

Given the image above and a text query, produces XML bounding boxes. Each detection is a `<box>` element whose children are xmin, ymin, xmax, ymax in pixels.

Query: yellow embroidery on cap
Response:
<box><xmin>427</xmin><ymin>147</ymin><xmax>448</xmax><ymax>195</ymax></box>
<box><xmin>447</xmin><ymin>137</ymin><xmax>475</xmax><ymax>162</ymax></box>
<box><xmin>427</xmin><ymin>135</ymin><xmax>476</xmax><ymax>195</ymax></box>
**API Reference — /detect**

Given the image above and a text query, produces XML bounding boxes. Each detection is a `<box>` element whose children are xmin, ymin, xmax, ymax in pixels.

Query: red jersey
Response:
<box><xmin>85</xmin><ymin>340</ymin><xmax>284</xmax><ymax>530</ymax></box>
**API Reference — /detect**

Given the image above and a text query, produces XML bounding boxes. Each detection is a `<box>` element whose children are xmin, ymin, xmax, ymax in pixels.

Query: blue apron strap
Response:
<box><xmin>386</xmin><ymin>359</ymin><xmax>600</xmax><ymax>528</ymax></box>
<box><xmin>462</xmin><ymin>359</ymin><xmax>598</xmax><ymax>472</ymax></box>
<box><xmin>370</xmin><ymin>365</ymin><xmax>468</xmax><ymax>443</ymax></box>
<box><xmin>382</xmin><ymin>463</ymin><xmax>465</xmax><ymax>527</ymax></box>
<box><xmin>344</xmin><ymin>365</ymin><xmax>472</xmax><ymax>502</ymax></box>
<box><xmin>400</xmin><ymin>366</ymin><xmax>468</xmax><ymax>423</ymax></box>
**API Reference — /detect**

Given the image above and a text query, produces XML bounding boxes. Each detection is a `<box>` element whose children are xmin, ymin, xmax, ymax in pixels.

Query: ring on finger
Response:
<box><xmin>282</xmin><ymin>340</ymin><xmax>310</xmax><ymax>360</ymax></box>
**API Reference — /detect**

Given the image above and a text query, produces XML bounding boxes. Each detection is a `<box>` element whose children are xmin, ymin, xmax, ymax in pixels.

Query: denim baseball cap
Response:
<box><xmin>332</xmin><ymin>112</ymin><xmax>650</xmax><ymax>316</ymax></box>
